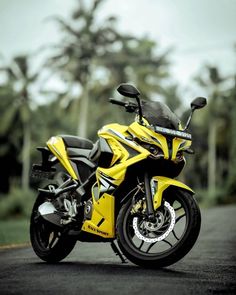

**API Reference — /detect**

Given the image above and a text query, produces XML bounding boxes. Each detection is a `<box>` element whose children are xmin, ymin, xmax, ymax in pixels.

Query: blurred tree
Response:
<box><xmin>45</xmin><ymin>0</ymin><xmax>171</xmax><ymax>139</ymax></box>
<box><xmin>102</xmin><ymin>37</ymin><xmax>170</xmax><ymax>98</ymax></box>
<box><xmin>182</xmin><ymin>105</ymin><xmax>208</xmax><ymax>191</ymax></box>
<box><xmin>0</xmin><ymin>55</ymin><xmax>38</xmax><ymax>190</ymax></box>
<box><xmin>195</xmin><ymin>66</ymin><xmax>231</xmax><ymax>200</ymax></box>
<box><xmin>0</xmin><ymin>84</ymin><xmax>22</xmax><ymax>193</ymax></box>
<box><xmin>45</xmin><ymin>0</ymin><xmax>125</xmax><ymax>137</ymax></box>
<box><xmin>227</xmin><ymin>76</ymin><xmax>236</xmax><ymax>197</ymax></box>
<box><xmin>160</xmin><ymin>83</ymin><xmax>182</xmax><ymax>113</ymax></box>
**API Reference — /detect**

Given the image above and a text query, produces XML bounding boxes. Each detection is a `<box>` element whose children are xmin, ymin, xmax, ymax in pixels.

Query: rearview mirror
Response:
<box><xmin>191</xmin><ymin>97</ymin><xmax>207</xmax><ymax>110</ymax></box>
<box><xmin>117</xmin><ymin>83</ymin><xmax>140</xmax><ymax>98</ymax></box>
<box><xmin>184</xmin><ymin>96</ymin><xmax>207</xmax><ymax>130</ymax></box>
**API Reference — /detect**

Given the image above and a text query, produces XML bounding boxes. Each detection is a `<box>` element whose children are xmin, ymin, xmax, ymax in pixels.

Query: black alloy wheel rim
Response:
<box><xmin>32</xmin><ymin>205</ymin><xmax>62</xmax><ymax>252</ymax></box>
<box><xmin>123</xmin><ymin>193</ymin><xmax>190</xmax><ymax>257</ymax></box>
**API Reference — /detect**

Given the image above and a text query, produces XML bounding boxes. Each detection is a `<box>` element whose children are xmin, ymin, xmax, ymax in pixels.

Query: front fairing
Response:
<box><xmin>127</xmin><ymin>122</ymin><xmax>192</xmax><ymax>162</ymax></box>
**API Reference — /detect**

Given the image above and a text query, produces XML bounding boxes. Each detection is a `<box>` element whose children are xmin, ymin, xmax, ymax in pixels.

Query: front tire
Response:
<box><xmin>117</xmin><ymin>189</ymin><xmax>201</xmax><ymax>268</ymax></box>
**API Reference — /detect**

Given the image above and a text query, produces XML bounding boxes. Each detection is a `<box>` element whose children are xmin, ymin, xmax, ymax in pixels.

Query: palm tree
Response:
<box><xmin>159</xmin><ymin>84</ymin><xmax>182</xmax><ymax>113</ymax></box>
<box><xmin>101</xmin><ymin>37</ymin><xmax>170</xmax><ymax>93</ymax></box>
<box><xmin>45</xmin><ymin>0</ymin><xmax>124</xmax><ymax>137</ymax></box>
<box><xmin>195</xmin><ymin>66</ymin><xmax>229</xmax><ymax>199</ymax></box>
<box><xmin>227</xmin><ymin>75</ymin><xmax>236</xmax><ymax>197</ymax></box>
<box><xmin>0</xmin><ymin>55</ymin><xmax>38</xmax><ymax>190</ymax></box>
<box><xmin>0</xmin><ymin>84</ymin><xmax>21</xmax><ymax>193</ymax></box>
<box><xmin>46</xmin><ymin>0</ymin><xmax>172</xmax><ymax>136</ymax></box>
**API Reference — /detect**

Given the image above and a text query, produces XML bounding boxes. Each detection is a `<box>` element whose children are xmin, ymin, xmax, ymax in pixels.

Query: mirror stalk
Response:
<box><xmin>184</xmin><ymin>108</ymin><xmax>196</xmax><ymax>131</ymax></box>
<box><xmin>184</xmin><ymin>97</ymin><xmax>207</xmax><ymax>130</ymax></box>
<box><xmin>136</xmin><ymin>96</ymin><xmax>144</xmax><ymax>125</ymax></box>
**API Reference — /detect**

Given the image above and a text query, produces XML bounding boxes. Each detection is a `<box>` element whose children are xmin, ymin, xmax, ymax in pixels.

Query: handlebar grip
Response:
<box><xmin>109</xmin><ymin>98</ymin><xmax>126</xmax><ymax>107</ymax></box>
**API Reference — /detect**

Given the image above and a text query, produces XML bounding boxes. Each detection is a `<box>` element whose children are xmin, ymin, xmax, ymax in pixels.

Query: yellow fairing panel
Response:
<box><xmin>128</xmin><ymin>122</ymin><xmax>170</xmax><ymax>159</ymax></box>
<box><xmin>82</xmin><ymin>193</ymin><xmax>115</xmax><ymax>238</ymax></box>
<box><xmin>172</xmin><ymin>138</ymin><xmax>191</xmax><ymax>161</ymax></box>
<box><xmin>106</xmin><ymin>138</ymin><xmax>129</xmax><ymax>166</ymax></box>
<box><xmin>98</xmin><ymin>150</ymin><xmax>149</xmax><ymax>187</ymax></box>
<box><xmin>97</xmin><ymin>123</ymin><xmax>150</xmax><ymax>187</ymax></box>
<box><xmin>99</xmin><ymin>123</ymin><xmax>149</xmax><ymax>156</ymax></box>
<box><xmin>47</xmin><ymin>136</ymin><xmax>77</xmax><ymax>179</ymax></box>
<box><xmin>152</xmin><ymin>176</ymin><xmax>194</xmax><ymax>210</ymax></box>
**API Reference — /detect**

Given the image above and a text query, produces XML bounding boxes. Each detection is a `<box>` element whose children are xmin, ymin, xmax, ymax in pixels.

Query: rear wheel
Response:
<box><xmin>117</xmin><ymin>189</ymin><xmax>201</xmax><ymax>268</ymax></box>
<box><xmin>30</xmin><ymin>193</ymin><xmax>77</xmax><ymax>263</ymax></box>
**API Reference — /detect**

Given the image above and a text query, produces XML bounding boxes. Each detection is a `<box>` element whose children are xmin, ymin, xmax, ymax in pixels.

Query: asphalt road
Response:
<box><xmin>0</xmin><ymin>205</ymin><xmax>236</xmax><ymax>295</ymax></box>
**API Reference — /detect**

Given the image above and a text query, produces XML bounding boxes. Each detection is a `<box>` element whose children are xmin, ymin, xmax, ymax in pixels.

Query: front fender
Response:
<box><xmin>151</xmin><ymin>176</ymin><xmax>194</xmax><ymax>210</ymax></box>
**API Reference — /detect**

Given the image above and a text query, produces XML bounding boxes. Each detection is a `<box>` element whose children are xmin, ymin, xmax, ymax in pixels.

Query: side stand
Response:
<box><xmin>110</xmin><ymin>240</ymin><xmax>127</xmax><ymax>264</ymax></box>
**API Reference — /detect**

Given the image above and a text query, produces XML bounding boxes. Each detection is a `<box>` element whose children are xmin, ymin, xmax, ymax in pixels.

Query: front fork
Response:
<box><xmin>144</xmin><ymin>172</ymin><xmax>156</xmax><ymax>222</ymax></box>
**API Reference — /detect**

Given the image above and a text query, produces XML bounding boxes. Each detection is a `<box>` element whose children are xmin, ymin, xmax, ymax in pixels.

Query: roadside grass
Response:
<box><xmin>0</xmin><ymin>219</ymin><xmax>30</xmax><ymax>246</ymax></box>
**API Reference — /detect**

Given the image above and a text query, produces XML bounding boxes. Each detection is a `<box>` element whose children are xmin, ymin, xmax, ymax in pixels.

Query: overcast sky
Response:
<box><xmin>0</xmin><ymin>0</ymin><xmax>235</xmax><ymax>102</ymax></box>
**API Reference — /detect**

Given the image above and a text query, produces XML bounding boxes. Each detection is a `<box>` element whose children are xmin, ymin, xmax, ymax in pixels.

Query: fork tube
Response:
<box><xmin>144</xmin><ymin>172</ymin><xmax>155</xmax><ymax>221</ymax></box>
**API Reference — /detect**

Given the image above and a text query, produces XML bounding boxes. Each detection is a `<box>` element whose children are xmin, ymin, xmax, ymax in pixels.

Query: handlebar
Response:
<box><xmin>109</xmin><ymin>98</ymin><xmax>138</xmax><ymax>113</ymax></box>
<box><xmin>125</xmin><ymin>103</ymin><xmax>138</xmax><ymax>113</ymax></box>
<box><xmin>109</xmin><ymin>98</ymin><xmax>126</xmax><ymax>107</ymax></box>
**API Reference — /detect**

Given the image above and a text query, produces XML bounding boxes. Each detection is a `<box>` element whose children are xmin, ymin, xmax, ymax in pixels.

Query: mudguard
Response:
<box><xmin>151</xmin><ymin>176</ymin><xmax>194</xmax><ymax>210</ymax></box>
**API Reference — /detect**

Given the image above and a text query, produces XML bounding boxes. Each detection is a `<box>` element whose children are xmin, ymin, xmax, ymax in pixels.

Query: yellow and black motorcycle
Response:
<box><xmin>30</xmin><ymin>83</ymin><xmax>207</xmax><ymax>268</ymax></box>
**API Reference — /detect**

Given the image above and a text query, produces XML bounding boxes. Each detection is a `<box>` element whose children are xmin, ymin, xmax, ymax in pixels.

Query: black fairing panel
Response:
<box><xmin>98</xmin><ymin>138</ymin><xmax>113</xmax><ymax>168</ymax></box>
<box><xmin>71</xmin><ymin>160</ymin><xmax>92</xmax><ymax>183</ymax></box>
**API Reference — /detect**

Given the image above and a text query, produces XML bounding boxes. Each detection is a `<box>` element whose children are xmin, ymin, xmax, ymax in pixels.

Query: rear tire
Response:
<box><xmin>30</xmin><ymin>193</ymin><xmax>77</xmax><ymax>263</ymax></box>
<box><xmin>117</xmin><ymin>189</ymin><xmax>201</xmax><ymax>268</ymax></box>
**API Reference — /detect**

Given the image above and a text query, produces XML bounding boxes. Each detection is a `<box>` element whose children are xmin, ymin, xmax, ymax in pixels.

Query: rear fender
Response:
<box><xmin>151</xmin><ymin>176</ymin><xmax>194</xmax><ymax>210</ymax></box>
<box><xmin>37</xmin><ymin>147</ymin><xmax>57</xmax><ymax>168</ymax></box>
<box><xmin>31</xmin><ymin>147</ymin><xmax>58</xmax><ymax>180</ymax></box>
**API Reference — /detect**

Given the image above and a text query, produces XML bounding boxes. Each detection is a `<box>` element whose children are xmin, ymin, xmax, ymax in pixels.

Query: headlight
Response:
<box><xmin>139</xmin><ymin>142</ymin><xmax>164</xmax><ymax>157</ymax></box>
<box><xmin>153</xmin><ymin>126</ymin><xmax>192</xmax><ymax>140</ymax></box>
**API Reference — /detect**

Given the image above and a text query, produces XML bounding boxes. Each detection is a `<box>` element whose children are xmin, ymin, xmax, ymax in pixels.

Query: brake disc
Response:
<box><xmin>132</xmin><ymin>201</ymin><xmax>176</xmax><ymax>243</ymax></box>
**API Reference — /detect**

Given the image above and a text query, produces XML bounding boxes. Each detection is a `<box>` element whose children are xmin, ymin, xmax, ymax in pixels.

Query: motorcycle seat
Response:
<box><xmin>67</xmin><ymin>147</ymin><xmax>91</xmax><ymax>158</ymax></box>
<box><xmin>65</xmin><ymin>140</ymin><xmax>101</xmax><ymax>163</ymax></box>
<box><xmin>66</xmin><ymin>141</ymin><xmax>100</xmax><ymax>170</ymax></box>
<box><xmin>59</xmin><ymin>135</ymin><xmax>93</xmax><ymax>149</ymax></box>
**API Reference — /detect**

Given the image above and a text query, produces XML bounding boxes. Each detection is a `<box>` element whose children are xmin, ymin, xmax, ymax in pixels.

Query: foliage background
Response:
<box><xmin>0</xmin><ymin>0</ymin><xmax>236</xmax><ymax>221</ymax></box>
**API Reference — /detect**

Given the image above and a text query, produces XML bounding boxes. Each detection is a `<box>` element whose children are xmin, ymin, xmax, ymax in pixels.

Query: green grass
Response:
<box><xmin>0</xmin><ymin>219</ymin><xmax>30</xmax><ymax>246</ymax></box>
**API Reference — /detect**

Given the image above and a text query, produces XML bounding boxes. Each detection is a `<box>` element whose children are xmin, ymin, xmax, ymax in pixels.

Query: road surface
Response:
<box><xmin>0</xmin><ymin>205</ymin><xmax>235</xmax><ymax>294</ymax></box>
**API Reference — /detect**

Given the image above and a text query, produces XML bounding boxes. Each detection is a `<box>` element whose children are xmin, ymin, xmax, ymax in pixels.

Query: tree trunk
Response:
<box><xmin>227</xmin><ymin>83</ymin><xmax>236</xmax><ymax>195</ymax></box>
<box><xmin>22</xmin><ymin>121</ymin><xmax>31</xmax><ymax>191</ymax></box>
<box><xmin>208</xmin><ymin>121</ymin><xmax>216</xmax><ymax>199</ymax></box>
<box><xmin>77</xmin><ymin>84</ymin><xmax>89</xmax><ymax>137</ymax></box>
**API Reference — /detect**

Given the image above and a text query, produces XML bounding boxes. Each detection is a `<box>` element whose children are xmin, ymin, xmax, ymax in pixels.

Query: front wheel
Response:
<box><xmin>117</xmin><ymin>190</ymin><xmax>201</xmax><ymax>268</ymax></box>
